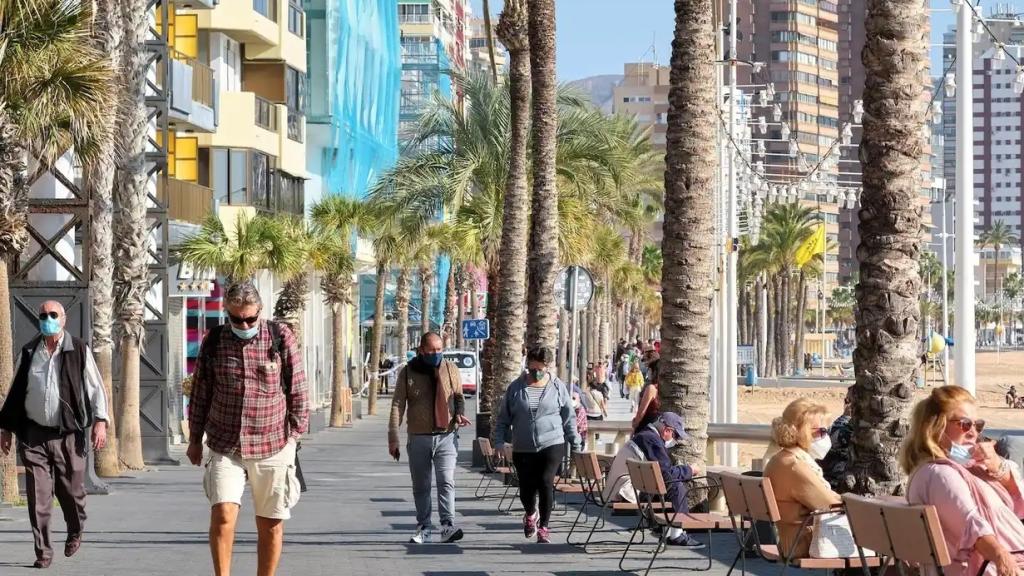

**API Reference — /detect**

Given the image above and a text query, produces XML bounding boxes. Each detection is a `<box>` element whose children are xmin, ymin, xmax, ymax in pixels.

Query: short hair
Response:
<box><xmin>526</xmin><ymin>346</ymin><xmax>554</xmax><ymax>365</ymax></box>
<box><xmin>225</xmin><ymin>282</ymin><xmax>262</xmax><ymax>308</ymax></box>
<box><xmin>38</xmin><ymin>301</ymin><xmax>66</xmax><ymax>316</ymax></box>
<box><xmin>900</xmin><ymin>385</ymin><xmax>975</xmax><ymax>475</ymax></box>
<box><xmin>771</xmin><ymin>398</ymin><xmax>828</xmax><ymax>450</ymax></box>
<box><xmin>420</xmin><ymin>332</ymin><xmax>442</xmax><ymax>347</ymax></box>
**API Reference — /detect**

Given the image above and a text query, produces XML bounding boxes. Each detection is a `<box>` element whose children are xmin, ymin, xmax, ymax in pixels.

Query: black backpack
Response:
<box><xmin>201</xmin><ymin>321</ymin><xmax>308</xmax><ymax>492</ymax></box>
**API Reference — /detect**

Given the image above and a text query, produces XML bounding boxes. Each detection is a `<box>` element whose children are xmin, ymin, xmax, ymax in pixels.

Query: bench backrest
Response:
<box><xmin>576</xmin><ymin>452</ymin><xmax>603</xmax><ymax>483</ymax></box>
<box><xmin>843</xmin><ymin>494</ymin><xmax>951</xmax><ymax>568</ymax></box>
<box><xmin>478</xmin><ymin>437</ymin><xmax>494</xmax><ymax>458</ymax></box>
<box><xmin>842</xmin><ymin>494</ymin><xmax>896</xmax><ymax>558</ymax></box>
<box><xmin>719</xmin><ymin>471</ymin><xmax>782</xmax><ymax>524</ymax></box>
<box><xmin>626</xmin><ymin>459</ymin><xmax>667</xmax><ymax>497</ymax></box>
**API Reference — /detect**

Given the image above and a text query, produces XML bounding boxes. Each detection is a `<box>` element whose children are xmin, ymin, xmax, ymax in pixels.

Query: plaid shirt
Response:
<box><xmin>188</xmin><ymin>321</ymin><xmax>309</xmax><ymax>460</ymax></box>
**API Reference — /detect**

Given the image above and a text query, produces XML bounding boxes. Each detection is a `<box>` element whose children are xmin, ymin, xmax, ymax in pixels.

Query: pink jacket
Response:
<box><xmin>907</xmin><ymin>459</ymin><xmax>1024</xmax><ymax>576</ymax></box>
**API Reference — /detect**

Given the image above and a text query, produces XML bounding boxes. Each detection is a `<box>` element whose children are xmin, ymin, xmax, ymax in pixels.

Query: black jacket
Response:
<box><xmin>0</xmin><ymin>334</ymin><xmax>95</xmax><ymax>435</ymax></box>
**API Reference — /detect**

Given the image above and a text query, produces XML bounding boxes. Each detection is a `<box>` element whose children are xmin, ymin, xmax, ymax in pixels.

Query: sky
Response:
<box><xmin>469</xmin><ymin>0</ymin><xmax>964</xmax><ymax>82</ymax></box>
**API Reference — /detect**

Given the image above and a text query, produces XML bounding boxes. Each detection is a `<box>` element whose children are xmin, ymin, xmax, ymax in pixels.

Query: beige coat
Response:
<box><xmin>763</xmin><ymin>448</ymin><xmax>842</xmax><ymax>559</ymax></box>
<box><xmin>387</xmin><ymin>360</ymin><xmax>464</xmax><ymax>446</ymax></box>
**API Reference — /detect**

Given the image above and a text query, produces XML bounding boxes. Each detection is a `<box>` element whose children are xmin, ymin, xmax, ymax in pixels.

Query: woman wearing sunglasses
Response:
<box><xmin>903</xmin><ymin>386</ymin><xmax>1024</xmax><ymax>576</ymax></box>
<box><xmin>764</xmin><ymin>398</ymin><xmax>845</xmax><ymax>559</ymax></box>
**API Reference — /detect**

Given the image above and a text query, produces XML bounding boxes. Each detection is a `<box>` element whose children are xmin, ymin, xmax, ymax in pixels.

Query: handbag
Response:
<box><xmin>809</xmin><ymin>512</ymin><xmax>875</xmax><ymax>559</ymax></box>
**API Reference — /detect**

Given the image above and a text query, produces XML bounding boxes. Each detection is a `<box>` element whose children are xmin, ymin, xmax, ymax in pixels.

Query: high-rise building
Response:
<box><xmin>942</xmin><ymin>8</ymin><xmax>1024</xmax><ymax>275</ymax></box>
<box><xmin>612</xmin><ymin>62</ymin><xmax>670</xmax><ymax>150</ymax></box>
<box><xmin>467</xmin><ymin>16</ymin><xmax>506</xmax><ymax>77</ymax></box>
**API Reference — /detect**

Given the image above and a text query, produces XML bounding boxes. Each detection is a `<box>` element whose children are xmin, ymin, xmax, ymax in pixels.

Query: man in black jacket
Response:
<box><xmin>0</xmin><ymin>301</ymin><xmax>108</xmax><ymax>569</ymax></box>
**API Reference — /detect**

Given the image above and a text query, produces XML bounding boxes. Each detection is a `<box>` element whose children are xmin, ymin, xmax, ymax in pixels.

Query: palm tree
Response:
<box><xmin>0</xmin><ymin>0</ymin><xmax>113</xmax><ymax>499</ymax></box>
<box><xmin>590</xmin><ymin>226</ymin><xmax>628</xmax><ymax>361</ymax></box>
<box><xmin>310</xmin><ymin>195</ymin><xmax>374</xmax><ymax>427</ymax></box>
<box><xmin>1003</xmin><ymin>271</ymin><xmax>1024</xmax><ymax>345</ymax></box>
<box><xmin>489</xmin><ymin>0</ymin><xmax>532</xmax><ymax>432</ymax></box>
<box><xmin>175</xmin><ymin>214</ymin><xmax>306</xmax><ymax>284</ymax></box>
<box><xmin>525</xmin><ymin>0</ymin><xmax>559</xmax><ymax>351</ymax></box>
<box><xmin>87</xmin><ymin>0</ymin><xmax>123</xmax><ymax>478</ymax></box>
<box><xmin>847</xmin><ymin>0</ymin><xmax>927</xmax><ymax>497</ymax></box>
<box><xmin>977</xmin><ymin>220</ymin><xmax>1018</xmax><ymax>298</ymax></box>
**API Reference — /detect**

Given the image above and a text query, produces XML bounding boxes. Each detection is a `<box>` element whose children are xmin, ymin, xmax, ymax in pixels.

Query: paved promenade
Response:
<box><xmin>0</xmin><ymin>401</ymin><xmax>768</xmax><ymax>576</ymax></box>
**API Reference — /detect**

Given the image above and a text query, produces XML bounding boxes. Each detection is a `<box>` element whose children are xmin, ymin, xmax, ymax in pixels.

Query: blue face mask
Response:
<box><xmin>39</xmin><ymin>318</ymin><xmax>61</xmax><ymax>337</ymax></box>
<box><xmin>422</xmin><ymin>352</ymin><xmax>443</xmax><ymax>367</ymax></box>
<box><xmin>231</xmin><ymin>325</ymin><xmax>259</xmax><ymax>340</ymax></box>
<box><xmin>948</xmin><ymin>442</ymin><xmax>973</xmax><ymax>466</ymax></box>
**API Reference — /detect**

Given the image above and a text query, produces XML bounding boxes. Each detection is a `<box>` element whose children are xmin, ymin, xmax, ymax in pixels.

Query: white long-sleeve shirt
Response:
<box><xmin>22</xmin><ymin>332</ymin><xmax>108</xmax><ymax>428</ymax></box>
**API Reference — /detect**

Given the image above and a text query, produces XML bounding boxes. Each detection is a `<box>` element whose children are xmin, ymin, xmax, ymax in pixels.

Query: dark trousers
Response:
<box><xmin>18</xmin><ymin>422</ymin><xmax>86</xmax><ymax>561</ymax></box>
<box><xmin>513</xmin><ymin>444</ymin><xmax>563</xmax><ymax>528</ymax></box>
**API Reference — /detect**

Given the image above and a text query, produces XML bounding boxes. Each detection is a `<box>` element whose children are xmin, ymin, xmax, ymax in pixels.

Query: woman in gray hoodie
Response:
<box><xmin>494</xmin><ymin>347</ymin><xmax>581</xmax><ymax>543</ymax></box>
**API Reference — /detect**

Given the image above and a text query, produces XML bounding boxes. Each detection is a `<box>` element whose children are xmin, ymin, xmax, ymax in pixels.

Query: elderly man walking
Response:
<box><xmin>0</xmin><ymin>300</ymin><xmax>108</xmax><ymax>569</ymax></box>
<box><xmin>388</xmin><ymin>332</ymin><xmax>470</xmax><ymax>544</ymax></box>
<box><xmin>187</xmin><ymin>282</ymin><xmax>309</xmax><ymax>576</ymax></box>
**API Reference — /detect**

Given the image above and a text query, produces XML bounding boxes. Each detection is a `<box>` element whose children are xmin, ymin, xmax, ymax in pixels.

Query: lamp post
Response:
<box><xmin>954</xmin><ymin>0</ymin><xmax>976</xmax><ymax>395</ymax></box>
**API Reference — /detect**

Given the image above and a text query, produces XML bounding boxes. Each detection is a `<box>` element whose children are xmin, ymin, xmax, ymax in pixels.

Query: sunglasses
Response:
<box><xmin>228</xmin><ymin>312</ymin><xmax>260</xmax><ymax>325</ymax></box>
<box><xmin>812</xmin><ymin>427</ymin><xmax>829</xmax><ymax>440</ymax></box>
<box><xmin>38</xmin><ymin>311</ymin><xmax>60</xmax><ymax>320</ymax></box>
<box><xmin>952</xmin><ymin>417</ymin><xmax>985</xmax><ymax>433</ymax></box>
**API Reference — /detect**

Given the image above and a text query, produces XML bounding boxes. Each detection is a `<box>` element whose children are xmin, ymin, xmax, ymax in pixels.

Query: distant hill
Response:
<box><xmin>566</xmin><ymin>74</ymin><xmax>623</xmax><ymax>113</ymax></box>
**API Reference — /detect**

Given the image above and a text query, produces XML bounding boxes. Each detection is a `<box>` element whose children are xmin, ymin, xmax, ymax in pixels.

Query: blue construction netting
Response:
<box><xmin>323</xmin><ymin>0</ymin><xmax>401</xmax><ymax>200</ymax></box>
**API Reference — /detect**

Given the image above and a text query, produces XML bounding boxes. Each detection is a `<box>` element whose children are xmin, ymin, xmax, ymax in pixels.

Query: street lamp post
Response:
<box><xmin>954</xmin><ymin>0</ymin><xmax>976</xmax><ymax>395</ymax></box>
<box><xmin>722</xmin><ymin>0</ymin><xmax>740</xmax><ymax>467</ymax></box>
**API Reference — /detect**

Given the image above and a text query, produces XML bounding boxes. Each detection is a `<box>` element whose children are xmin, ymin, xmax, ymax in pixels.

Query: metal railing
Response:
<box><xmin>254</xmin><ymin>96</ymin><xmax>278</xmax><ymax>131</ymax></box>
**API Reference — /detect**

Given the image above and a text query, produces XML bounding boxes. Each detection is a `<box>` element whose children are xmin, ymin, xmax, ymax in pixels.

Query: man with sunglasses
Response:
<box><xmin>187</xmin><ymin>282</ymin><xmax>309</xmax><ymax>576</ymax></box>
<box><xmin>0</xmin><ymin>301</ymin><xmax>108</xmax><ymax>569</ymax></box>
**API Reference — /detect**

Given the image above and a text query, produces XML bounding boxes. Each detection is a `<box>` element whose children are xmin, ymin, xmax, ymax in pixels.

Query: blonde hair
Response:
<box><xmin>900</xmin><ymin>385</ymin><xmax>975</xmax><ymax>475</ymax></box>
<box><xmin>772</xmin><ymin>398</ymin><xmax>828</xmax><ymax>450</ymax></box>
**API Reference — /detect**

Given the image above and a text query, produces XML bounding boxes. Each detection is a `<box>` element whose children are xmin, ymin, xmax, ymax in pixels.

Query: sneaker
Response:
<box><xmin>666</xmin><ymin>534</ymin><xmax>705</xmax><ymax>549</ymax></box>
<box><xmin>410</xmin><ymin>525</ymin><xmax>431</xmax><ymax>544</ymax></box>
<box><xmin>523</xmin><ymin>512</ymin><xmax>539</xmax><ymax>539</ymax></box>
<box><xmin>537</xmin><ymin>527</ymin><xmax>551</xmax><ymax>544</ymax></box>
<box><xmin>438</xmin><ymin>524</ymin><xmax>464</xmax><ymax>543</ymax></box>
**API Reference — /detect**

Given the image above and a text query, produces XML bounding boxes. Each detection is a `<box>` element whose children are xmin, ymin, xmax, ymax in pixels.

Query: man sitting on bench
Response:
<box><xmin>631</xmin><ymin>412</ymin><xmax>704</xmax><ymax>549</ymax></box>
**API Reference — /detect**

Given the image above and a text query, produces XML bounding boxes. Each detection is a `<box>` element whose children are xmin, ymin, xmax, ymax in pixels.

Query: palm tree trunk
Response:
<box><xmin>368</xmin><ymin>261</ymin><xmax>388</xmax><ymax>416</ymax></box>
<box><xmin>456</xmin><ymin>266</ymin><xmax>466</xmax><ymax>349</ymax></box>
<box><xmin>757</xmin><ymin>277</ymin><xmax>767</xmax><ymax>377</ymax></box>
<box><xmin>781</xmin><ymin>270</ymin><xmax>792</xmax><ymax>375</ymax></box>
<box><xmin>442</xmin><ymin>263</ymin><xmax>458</xmax><ymax>347</ymax></box>
<box><xmin>328</xmin><ymin>301</ymin><xmax>350</xmax><ymax>427</ymax></box>
<box><xmin>88</xmin><ymin>0</ymin><xmax>122</xmax><ymax>479</ymax></box>
<box><xmin>766</xmin><ymin>279</ymin><xmax>776</xmax><ymax>378</ymax></box>
<box><xmin>487</xmin><ymin>0</ymin><xmax>531</xmax><ymax>438</ymax></box>
<box><xmin>794</xmin><ymin>270</ymin><xmax>808</xmax><ymax>371</ymax></box>
<box><xmin>0</xmin><ymin>259</ymin><xmax>19</xmax><ymax>502</ymax></box>
<box><xmin>273</xmin><ymin>273</ymin><xmax>308</xmax><ymax>344</ymax></box>
<box><xmin>480</xmin><ymin>267</ymin><xmax>500</xmax><ymax>433</ymax></box>
<box><xmin>525</xmin><ymin>0</ymin><xmax>560</xmax><ymax>351</ymax></box>
<box><xmin>848</xmin><ymin>0</ymin><xmax>926</xmax><ymax>496</ymax></box>
<box><xmin>482</xmin><ymin>0</ymin><xmax>499</xmax><ymax>83</ymax></box>
<box><xmin>396</xmin><ymin>266</ymin><xmax>412</xmax><ymax>357</ymax></box>
<box><xmin>419</xmin><ymin>264</ymin><xmax>433</xmax><ymax>334</ymax></box>
<box><xmin>113</xmin><ymin>0</ymin><xmax>154</xmax><ymax>471</ymax></box>
<box><xmin>659</xmin><ymin>0</ymin><xmax>717</xmax><ymax>466</ymax></box>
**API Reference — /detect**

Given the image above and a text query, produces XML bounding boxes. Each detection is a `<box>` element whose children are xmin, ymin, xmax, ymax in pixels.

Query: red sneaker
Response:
<box><xmin>523</xmin><ymin>512</ymin><xmax>538</xmax><ymax>539</ymax></box>
<box><xmin>537</xmin><ymin>527</ymin><xmax>551</xmax><ymax>544</ymax></box>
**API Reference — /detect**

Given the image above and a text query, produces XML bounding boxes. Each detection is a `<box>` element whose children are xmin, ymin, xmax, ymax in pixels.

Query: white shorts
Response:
<box><xmin>203</xmin><ymin>440</ymin><xmax>301</xmax><ymax>520</ymax></box>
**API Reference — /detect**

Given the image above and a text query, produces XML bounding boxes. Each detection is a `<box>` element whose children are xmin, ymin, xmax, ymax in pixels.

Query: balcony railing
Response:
<box><xmin>399</xmin><ymin>12</ymin><xmax>432</xmax><ymax>24</ymax></box>
<box><xmin>191</xmin><ymin>60</ymin><xmax>215</xmax><ymax>108</ymax></box>
<box><xmin>286</xmin><ymin>109</ymin><xmax>304</xmax><ymax>143</ymax></box>
<box><xmin>255</xmin><ymin>96</ymin><xmax>278</xmax><ymax>131</ymax></box>
<box><xmin>160</xmin><ymin>178</ymin><xmax>213</xmax><ymax>225</ymax></box>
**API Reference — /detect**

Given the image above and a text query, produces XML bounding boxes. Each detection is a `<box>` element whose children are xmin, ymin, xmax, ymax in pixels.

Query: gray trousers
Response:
<box><xmin>407</xmin><ymin>432</ymin><xmax>458</xmax><ymax>528</ymax></box>
<box><xmin>18</xmin><ymin>422</ymin><xmax>87</xmax><ymax>561</ymax></box>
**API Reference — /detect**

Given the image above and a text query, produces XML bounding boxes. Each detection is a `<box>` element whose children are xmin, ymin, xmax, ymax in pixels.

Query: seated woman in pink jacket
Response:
<box><xmin>902</xmin><ymin>385</ymin><xmax>1024</xmax><ymax>576</ymax></box>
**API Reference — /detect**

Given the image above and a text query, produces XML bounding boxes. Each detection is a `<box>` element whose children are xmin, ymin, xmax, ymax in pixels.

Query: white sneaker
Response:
<box><xmin>410</xmin><ymin>525</ymin><xmax>431</xmax><ymax>544</ymax></box>
<box><xmin>439</xmin><ymin>524</ymin><xmax>464</xmax><ymax>543</ymax></box>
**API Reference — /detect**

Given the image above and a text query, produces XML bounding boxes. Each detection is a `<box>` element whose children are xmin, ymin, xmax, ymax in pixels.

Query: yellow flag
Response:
<box><xmin>795</xmin><ymin>224</ymin><xmax>826</xmax><ymax>267</ymax></box>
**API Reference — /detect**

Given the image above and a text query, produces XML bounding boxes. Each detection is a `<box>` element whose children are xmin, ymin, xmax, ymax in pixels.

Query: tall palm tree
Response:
<box><xmin>0</xmin><ymin>0</ymin><xmax>113</xmax><ymax>499</ymax></box>
<box><xmin>87</xmin><ymin>0</ymin><xmax>123</xmax><ymax>478</ymax></box>
<box><xmin>1003</xmin><ymin>271</ymin><xmax>1024</xmax><ymax>345</ymax></box>
<box><xmin>489</xmin><ymin>0</ymin><xmax>530</xmax><ymax>434</ymax></box>
<box><xmin>977</xmin><ymin>220</ymin><xmax>1018</xmax><ymax>298</ymax></box>
<box><xmin>847</xmin><ymin>0</ymin><xmax>927</xmax><ymax>496</ymax></box>
<box><xmin>659</xmin><ymin>0</ymin><xmax>717</xmax><ymax>466</ymax></box>
<box><xmin>113</xmin><ymin>0</ymin><xmax>159</xmax><ymax>470</ymax></box>
<box><xmin>310</xmin><ymin>195</ymin><xmax>374</xmax><ymax>427</ymax></box>
<box><xmin>175</xmin><ymin>214</ymin><xmax>306</xmax><ymax>284</ymax></box>
<box><xmin>525</xmin><ymin>0</ymin><xmax>559</xmax><ymax>351</ymax></box>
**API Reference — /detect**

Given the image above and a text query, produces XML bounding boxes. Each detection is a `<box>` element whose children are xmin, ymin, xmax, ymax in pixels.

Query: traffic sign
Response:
<box><xmin>462</xmin><ymin>319</ymin><xmax>490</xmax><ymax>341</ymax></box>
<box><xmin>555</xmin><ymin>266</ymin><xmax>595</xmax><ymax>311</ymax></box>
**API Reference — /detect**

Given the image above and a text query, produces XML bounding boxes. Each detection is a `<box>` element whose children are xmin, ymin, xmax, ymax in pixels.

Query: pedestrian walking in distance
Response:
<box><xmin>187</xmin><ymin>282</ymin><xmax>309</xmax><ymax>576</ymax></box>
<box><xmin>388</xmin><ymin>332</ymin><xmax>471</xmax><ymax>544</ymax></box>
<box><xmin>494</xmin><ymin>346</ymin><xmax>581</xmax><ymax>544</ymax></box>
<box><xmin>0</xmin><ymin>301</ymin><xmax>109</xmax><ymax>569</ymax></box>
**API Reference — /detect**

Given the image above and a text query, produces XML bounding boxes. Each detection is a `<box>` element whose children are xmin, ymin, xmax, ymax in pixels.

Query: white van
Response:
<box><xmin>443</xmin><ymin>350</ymin><xmax>480</xmax><ymax>395</ymax></box>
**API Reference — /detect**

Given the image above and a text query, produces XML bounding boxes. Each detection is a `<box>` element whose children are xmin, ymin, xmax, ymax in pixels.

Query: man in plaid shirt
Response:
<box><xmin>187</xmin><ymin>282</ymin><xmax>309</xmax><ymax>576</ymax></box>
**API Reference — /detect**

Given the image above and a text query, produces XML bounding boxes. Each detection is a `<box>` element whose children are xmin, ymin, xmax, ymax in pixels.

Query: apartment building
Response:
<box><xmin>468</xmin><ymin>16</ymin><xmax>507</xmax><ymax>77</ymax></box>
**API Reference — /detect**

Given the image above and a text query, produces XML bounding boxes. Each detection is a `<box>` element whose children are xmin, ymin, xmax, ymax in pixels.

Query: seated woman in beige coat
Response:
<box><xmin>764</xmin><ymin>398</ymin><xmax>843</xmax><ymax>559</ymax></box>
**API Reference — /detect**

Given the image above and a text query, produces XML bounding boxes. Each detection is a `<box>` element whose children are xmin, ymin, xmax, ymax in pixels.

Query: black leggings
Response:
<box><xmin>513</xmin><ymin>444</ymin><xmax>564</xmax><ymax>528</ymax></box>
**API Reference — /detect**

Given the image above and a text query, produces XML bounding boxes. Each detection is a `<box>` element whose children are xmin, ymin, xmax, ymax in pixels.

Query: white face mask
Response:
<box><xmin>665</xmin><ymin>439</ymin><xmax>678</xmax><ymax>449</ymax></box>
<box><xmin>808</xmin><ymin>435</ymin><xmax>832</xmax><ymax>460</ymax></box>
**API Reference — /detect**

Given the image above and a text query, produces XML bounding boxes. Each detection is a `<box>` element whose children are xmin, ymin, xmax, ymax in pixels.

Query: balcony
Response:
<box><xmin>197</xmin><ymin>91</ymin><xmax>279</xmax><ymax>158</ymax></box>
<box><xmin>192</xmin><ymin>0</ymin><xmax>279</xmax><ymax>46</ymax></box>
<box><xmin>160</xmin><ymin>178</ymin><xmax>214</xmax><ymax>224</ymax></box>
<box><xmin>169</xmin><ymin>54</ymin><xmax>218</xmax><ymax>133</ymax></box>
<box><xmin>255</xmin><ymin>95</ymin><xmax>278</xmax><ymax>131</ymax></box>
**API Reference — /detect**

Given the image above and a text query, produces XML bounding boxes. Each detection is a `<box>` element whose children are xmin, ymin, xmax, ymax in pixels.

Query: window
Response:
<box><xmin>398</xmin><ymin>3</ymin><xmax>430</xmax><ymax>24</ymax></box>
<box><xmin>770</xmin><ymin>31</ymin><xmax>837</xmax><ymax>52</ymax></box>
<box><xmin>288</xmin><ymin>0</ymin><xmax>303</xmax><ymax>37</ymax></box>
<box><xmin>771</xmin><ymin>11</ymin><xmax>816</xmax><ymax>26</ymax></box>
<box><xmin>253</xmin><ymin>0</ymin><xmax>276</xmax><ymax>20</ymax></box>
